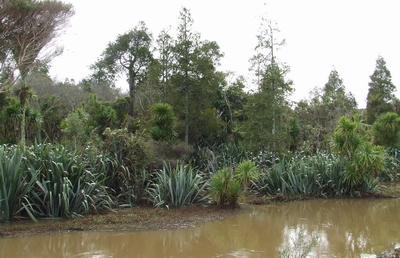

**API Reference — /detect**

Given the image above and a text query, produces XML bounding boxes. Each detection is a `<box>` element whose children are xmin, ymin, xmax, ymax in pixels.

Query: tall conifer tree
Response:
<box><xmin>366</xmin><ymin>56</ymin><xmax>396</xmax><ymax>124</ymax></box>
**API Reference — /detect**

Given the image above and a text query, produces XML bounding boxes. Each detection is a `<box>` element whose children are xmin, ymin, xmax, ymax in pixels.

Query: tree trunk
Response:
<box><xmin>21</xmin><ymin>103</ymin><xmax>26</xmax><ymax>146</ymax></box>
<box><xmin>129</xmin><ymin>73</ymin><xmax>136</xmax><ymax>117</ymax></box>
<box><xmin>184</xmin><ymin>83</ymin><xmax>189</xmax><ymax>145</ymax></box>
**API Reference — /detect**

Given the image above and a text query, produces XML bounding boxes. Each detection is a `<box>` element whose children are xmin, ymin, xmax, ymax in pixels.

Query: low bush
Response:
<box><xmin>254</xmin><ymin>152</ymin><xmax>378</xmax><ymax>197</ymax></box>
<box><xmin>147</xmin><ymin>162</ymin><xmax>207</xmax><ymax>209</ymax></box>
<box><xmin>0</xmin><ymin>145</ymin><xmax>36</xmax><ymax>222</ymax></box>
<box><xmin>209</xmin><ymin>167</ymin><xmax>242</xmax><ymax>206</ymax></box>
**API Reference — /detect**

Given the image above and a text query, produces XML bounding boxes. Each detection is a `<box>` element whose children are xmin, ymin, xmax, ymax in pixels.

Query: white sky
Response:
<box><xmin>49</xmin><ymin>0</ymin><xmax>400</xmax><ymax>108</ymax></box>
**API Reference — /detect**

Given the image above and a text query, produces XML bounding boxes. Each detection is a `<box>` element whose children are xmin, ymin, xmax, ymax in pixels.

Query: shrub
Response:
<box><xmin>102</xmin><ymin>128</ymin><xmax>153</xmax><ymax>205</ymax></box>
<box><xmin>25</xmin><ymin>143</ymin><xmax>113</xmax><ymax>218</ymax></box>
<box><xmin>254</xmin><ymin>153</ymin><xmax>366</xmax><ymax>197</ymax></box>
<box><xmin>0</xmin><ymin>145</ymin><xmax>36</xmax><ymax>222</ymax></box>
<box><xmin>147</xmin><ymin>162</ymin><xmax>207</xmax><ymax>209</ymax></box>
<box><xmin>235</xmin><ymin>160</ymin><xmax>259</xmax><ymax>193</ymax></box>
<box><xmin>149</xmin><ymin>103</ymin><xmax>177</xmax><ymax>142</ymax></box>
<box><xmin>209</xmin><ymin>167</ymin><xmax>242</xmax><ymax>206</ymax></box>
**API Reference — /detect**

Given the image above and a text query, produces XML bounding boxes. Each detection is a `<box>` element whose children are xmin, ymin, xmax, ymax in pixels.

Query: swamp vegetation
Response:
<box><xmin>1</xmin><ymin>2</ymin><xmax>400</xmax><ymax>256</ymax></box>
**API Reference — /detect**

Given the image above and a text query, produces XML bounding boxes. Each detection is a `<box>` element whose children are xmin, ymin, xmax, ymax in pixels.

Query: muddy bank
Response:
<box><xmin>1</xmin><ymin>181</ymin><xmax>399</xmax><ymax>239</ymax></box>
<box><xmin>0</xmin><ymin>204</ymin><xmax>246</xmax><ymax>238</ymax></box>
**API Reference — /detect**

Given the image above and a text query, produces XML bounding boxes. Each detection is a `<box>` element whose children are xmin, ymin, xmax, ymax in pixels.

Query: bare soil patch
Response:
<box><xmin>0</xmin><ymin>204</ymin><xmax>245</xmax><ymax>238</ymax></box>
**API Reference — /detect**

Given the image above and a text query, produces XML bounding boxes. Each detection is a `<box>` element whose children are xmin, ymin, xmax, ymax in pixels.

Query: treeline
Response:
<box><xmin>1</xmin><ymin>3</ymin><xmax>399</xmax><ymax>152</ymax></box>
<box><xmin>1</xmin><ymin>1</ymin><xmax>400</xmax><ymax>222</ymax></box>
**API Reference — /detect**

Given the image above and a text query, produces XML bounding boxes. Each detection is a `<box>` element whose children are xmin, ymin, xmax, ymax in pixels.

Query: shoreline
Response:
<box><xmin>1</xmin><ymin>181</ymin><xmax>399</xmax><ymax>239</ymax></box>
<box><xmin>0</xmin><ymin>204</ymin><xmax>246</xmax><ymax>239</ymax></box>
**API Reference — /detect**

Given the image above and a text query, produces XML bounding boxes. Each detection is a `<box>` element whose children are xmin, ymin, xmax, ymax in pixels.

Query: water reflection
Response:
<box><xmin>1</xmin><ymin>199</ymin><xmax>399</xmax><ymax>257</ymax></box>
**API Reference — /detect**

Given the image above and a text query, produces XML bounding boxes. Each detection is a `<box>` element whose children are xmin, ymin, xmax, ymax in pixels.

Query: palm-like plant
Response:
<box><xmin>3</xmin><ymin>98</ymin><xmax>21</xmax><ymax>143</ymax></box>
<box><xmin>332</xmin><ymin>114</ymin><xmax>387</xmax><ymax>191</ymax></box>
<box><xmin>15</xmin><ymin>82</ymin><xmax>34</xmax><ymax>145</ymax></box>
<box><xmin>209</xmin><ymin>167</ymin><xmax>241</xmax><ymax>205</ymax></box>
<box><xmin>235</xmin><ymin>160</ymin><xmax>259</xmax><ymax>193</ymax></box>
<box><xmin>150</xmin><ymin>103</ymin><xmax>177</xmax><ymax>142</ymax></box>
<box><xmin>332</xmin><ymin>116</ymin><xmax>363</xmax><ymax>159</ymax></box>
<box><xmin>356</xmin><ymin>142</ymin><xmax>386</xmax><ymax>177</ymax></box>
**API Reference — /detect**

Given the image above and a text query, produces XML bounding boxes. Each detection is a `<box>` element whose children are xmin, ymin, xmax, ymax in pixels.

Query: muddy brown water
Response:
<box><xmin>1</xmin><ymin>199</ymin><xmax>400</xmax><ymax>258</ymax></box>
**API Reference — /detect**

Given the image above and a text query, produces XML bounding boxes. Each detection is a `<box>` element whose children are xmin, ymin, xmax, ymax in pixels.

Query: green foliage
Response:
<box><xmin>151</xmin><ymin>29</ymin><xmax>174</xmax><ymax>102</ymax></box>
<box><xmin>150</xmin><ymin>103</ymin><xmax>177</xmax><ymax>142</ymax></box>
<box><xmin>286</xmin><ymin>117</ymin><xmax>301</xmax><ymax>152</ymax></box>
<box><xmin>149</xmin><ymin>141</ymin><xmax>193</xmax><ymax>170</ymax></box>
<box><xmin>240</xmin><ymin>63</ymin><xmax>293</xmax><ymax>152</ymax></box>
<box><xmin>243</xmin><ymin>18</ymin><xmax>293</xmax><ymax>153</ymax></box>
<box><xmin>372</xmin><ymin>112</ymin><xmax>400</xmax><ymax>148</ymax></box>
<box><xmin>332</xmin><ymin>114</ymin><xmax>387</xmax><ymax>190</ymax></box>
<box><xmin>189</xmin><ymin>108</ymin><xmax>225</xmax><ymax>146</ymax></box>
<box><xmin>111</xmin><ymin>96</ymin><xmax>132</xmax><ymax>126</ymax></box>
<box><xmin>190</xmin><ymin>144</ymin><xmax>250</xmax><ymax>180</ymax></box>
<box><xmin>102</xmin><ymin>128</ymin><xmax>153</xmax><ymax>205</ymax></box>
<box><xmin>366</xmin><ymin>56</ymin><xmax>396</xmax><ymax>124</ymax></box>
<box><xmin>60</xmin><ymin>94</ymin><xmax>120</xmax><ymax>148</ymax></box>
<box><xmin>294</xmin><ymin>69</ymin><xmax>357</xmax><ymax>153</ymax></box>
<box><xmin>332</xmin><ymin>116</ymin><xmax>364</xmax><ymax>158</ymax></box>
<box><xmin>213</xmin><ymin>76</ymin><xmax>247</xmax><ymax>143</ymax></box>
<box><xmin>25</xmin><ymin>144</ymin><xmax>113</xmax><ymax>218</ymax></box>
<box><xmin>83</xmin><ymin>94</ymin><xmax>117</xmax><ymax>133</ymax></box>
<box><xmin>253</xmin><ymin>151</ymin><xmax>381</xmax><ymax>197</ymax></box>
<box><xmin>0</xmin><ymin>97</ymin><xmax>21</xmax><ymax>144</ymax></box>
<box><xmin>235</xmin><ymin>160</ymin><xmax>259</xmax><ymax>192</ymax></box>
<box><xmin>0</xmin><ymin>145</ymin><xmax>36</xmax><ymax>222</ymax></box>
<box><xmin>90</xmin><ymin>21</ymin><xmax>153</xmax><ymax>117</ymax></box>
<box><xmin>102</xmin><ymin>127</ymin><xmax>152</xmax><ymax>172</ymax></box>
<box><xmin>147</xmin><ymin>162</ymin><xmax>207</xmax><ymax>208</ymax></box>
<box><xmin>168</xmin><ymin>8</ymin><xmax>224</xmax><ymax>145</ymax></box>
<box><xmin>355</xmin><ymin>142</ymin><xmax>387</xmax><ymax>180</ymax></box>
<box><xmin>61</xmin><ymin>107</ymin><xmax>90</xmax><ymax>147</ymax></box>
<box><xmin>209</xmin><ymin>167</ymin><xmax>242</xmax><ymax>205</ymax></box>
<box><xmin>256</xmin><ymin>158</ymin><xmax>321</xmax><ymax>196</ymax></box>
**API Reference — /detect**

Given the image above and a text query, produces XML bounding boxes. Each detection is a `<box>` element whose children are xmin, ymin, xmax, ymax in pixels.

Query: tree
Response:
<box><xmin>372</xmin><ymin>112</ymin><xmax>400</xmax><ymax>148</ymax></box>
<box><xmin>0</xmin><ymin>0</ymin><xmax>74</xmax><ymax>88</ymax></box>
<box><xmin>366</xmin><ymin>56</ymin><xmax>396</xmax><ymax>124</ymax></box>
<box><xmin>332</xmin><ymin>114</ymin><xmax>386</xmax><ymax>190</ymax></box>
<box><xmin>286</xmin><ymin>117</ymin><xmax>301</xmax><ymax>152</ymax></box>
<box><xmin>172</xmin><ymin>8</ymin><xmax>199</xmax><ymax>144</ymax></box>
<box><xmin>91</xmin><ymin>21</ymin><xmax>153</xmax><ymax>117</ymax></box>
<box><xmin>170</xmin><ymin>7</ymin><xmax>224</xmax><ymax>146</ymax></box>
<box><xmin>243</xmin><ymin>18</ymin><xmax>293</xmax><ymax>152</ymax></box>
<box><xmin>213</xmin><ymin>75</ymin><xmax>247</xmax><ymax>143</ymax></box>
<box><xmin>294</xmin><ymin>69</ymin><xmax>357</xmax><ymax>152</ymax></box>
<box><xmin>15</xmin><ymin>81</ymin><xmax>33</xmax><ymax>145</ymax></box>
<box><xmin>149</xmin><ymin>103</ymin><xmax>177</xmax><ymax>142</ymax></box>
<box><xmin>235</xmin><ymin>160</ymin><xmax>259</xmax><ymax>194</ymax></box>
<box><xmin>153</xmin><ymin>28</ymin><xmax>174</xmax><ymax>102</ymax></box>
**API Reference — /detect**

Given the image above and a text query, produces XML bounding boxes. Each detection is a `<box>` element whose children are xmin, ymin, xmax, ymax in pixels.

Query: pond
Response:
<box><xmin>1</xmin><ymin>198</ymin><xmax>399</xmax><ymax>257</ymax></box>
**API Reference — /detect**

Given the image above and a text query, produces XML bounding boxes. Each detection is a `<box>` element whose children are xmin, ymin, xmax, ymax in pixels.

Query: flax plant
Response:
<box><xmin>0</xmin><ymin>145</ymin><xmax>36</xmax><ymax>222</ymax></box>
<box><xmin>147</xmin><ymin>162</ymin><xmax>207</xmax><ymax>209</ymax></box>
<box><xmin>26</xmin><ymin>144</ymin><xmax>113</xmax><ymax>218</ymax></box>
<box><xmin>254</xmin><ymin>153</ymin><xmax>361</xmax><ymax>197</ymax></box>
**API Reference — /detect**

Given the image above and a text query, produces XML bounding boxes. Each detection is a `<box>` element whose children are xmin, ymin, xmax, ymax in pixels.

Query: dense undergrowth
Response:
<box><xmin>1</xmin><ymin>141</ymin><xmax>398</xmax><ymax>223</ymax></box>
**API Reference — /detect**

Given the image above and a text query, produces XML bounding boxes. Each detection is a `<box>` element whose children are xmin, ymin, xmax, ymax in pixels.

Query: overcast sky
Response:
<box><xmin>49</xmin><ymin>0</ymin><xmax>400</xmax><ymax>108</ymax></box>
